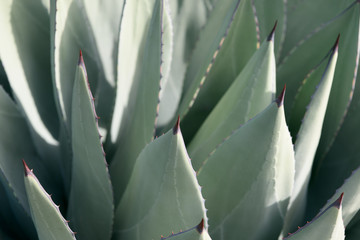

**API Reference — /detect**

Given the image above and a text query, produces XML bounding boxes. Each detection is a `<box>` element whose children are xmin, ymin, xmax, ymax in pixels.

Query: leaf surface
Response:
<box><xmin>113</xmin><ymin>120</ymin><xmax>207</xmax><ymax>240</ymax></box>
<box><xmin>110</xmin><ymin>0</ymin><xmax>163</xmax><ymax>204</ymax></box>
<box><xmin>197</xmin><ymin>95</ymin><xmax>294</xmax><ymax>240</ymax></box>
<box><xmin>23</xmin><ymin>161</ymin><xmax>75</xmax><ymax>240</ymax></box>
<box><xmin>284</xmin><ymin>194</ymin><xmax>345</xmax><ymax>240</ymax></box>
<box><xmin>67</xmin><ymin>53</ymin><xmax>113</xmax><ymax>240</ymax></box>
<box><xmin>189</xmin><ymin>35</ymin><xmax>276</xmax><ymax>170</ymax></box>
<box><xmin>281</xmin><ymin>39</ymin><xmax>339</xmax><ymax>235</ymax></box>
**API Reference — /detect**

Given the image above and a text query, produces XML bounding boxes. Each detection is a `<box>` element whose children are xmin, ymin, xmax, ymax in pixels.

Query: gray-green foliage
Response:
<box><xmin>0</xmin><ymin>0</ymin><xmax>360</xmax><ymax>239</ymax></box>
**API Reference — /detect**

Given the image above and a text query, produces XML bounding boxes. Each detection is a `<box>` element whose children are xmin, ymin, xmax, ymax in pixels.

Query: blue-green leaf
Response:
<box><xmin>189</xmin><ymin>31</ymin><xmax>276</xmax><ymax>170</ymax></box>
<box><xmin>67</xmin><ymin>52</ymin><xmax>113</xmax><ymax>240</ymax></box>
<box><xmin>284</xmin><ymin>194</ymin><xmax>345</xmax><ymax>240</ymax></box>
<box><xmin>113</xmin><ymin>119</ymin><xmax>207</xmax><ymax>240</ymax></box>
<box><xmin>197</xmin><ymin>92</ymin><xmax>295</xmax><ymax>240</ymax></box>
<box><xmin>23</xmin><ymin>160</ymin><xmax>76</xmax><ymax>240</ymax></box>
<box><xmin>110</xmin><ymin>0</ymin><xmax>163</xmax><ymax>204</ymax></box>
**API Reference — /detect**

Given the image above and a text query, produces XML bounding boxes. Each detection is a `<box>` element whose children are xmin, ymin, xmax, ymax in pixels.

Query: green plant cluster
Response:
<box><xmin>0</xmin><ymin>0</ymin><xmax>360</xmax><ymax>239</ymax></box>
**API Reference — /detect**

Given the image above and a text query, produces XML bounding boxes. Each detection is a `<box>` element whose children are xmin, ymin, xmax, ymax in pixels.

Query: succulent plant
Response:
<box><xmin>0</xmin><ymin>0</ymin><xmax>360</xmax><ymax>239</ymax></box>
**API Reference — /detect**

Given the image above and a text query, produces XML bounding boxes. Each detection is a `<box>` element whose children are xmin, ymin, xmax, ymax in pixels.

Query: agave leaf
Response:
<box><xmin>160</xmin><ymin>220</ymin><xmax>212</xmax><ymax>240</ymax></box>
<box><xmin>177</xmin><ymin>0</ymin><xmax>258</xmax><ymax>134</ymax></box>
<box><xmin>197</xmin><ymin>92</ymin><xmax>294</xmax><ymax>240</ymax></box>
<box><xmin>109</xmin><ymin>0</ymin><xmax>158</xmax><ymax>143</ymax></box>
<box><xmin>78</xmin><ymin>0</ymin><xmax>124</xmax><ymax>129</ymax></box>
<box><xmin>281</xmin><ymin>38</ymin><xmax>339</xmax><ymax>235</ymax></box>
<box><xmin>189</xmin><ymin>31</ymin><xmax>276</xmax><ymax>170</ymax></box>
<box><xmin>113</xmin><ymin>119</ymin><xmax>207</xmax><ymax>240</ymax></box>
<box><xmin>67</xmin><ymin>52</ymin><xmax>113</xmax><ymax>240</ymax></box>
<box><xmin>0</xmin><ymin>87</ymin><xmax>59</xmax><ymax>214</ymax></box>
<box><xmin>110</xmin><ymin>0</ymin><xmax>163</xmax><ymax>204</ymax></box>
<box><xmin>252</xmin><ymin>0</ymin><xmax>285</xmax><ymax>58</ymax></box>
<box><xmin>278</xmin><ymin>2</ymin><xmax>360</xmax><ymax>159</ymax></box>
<box><xmin>284</xmin><ymin>194</ymin><xmax>345</xmax><ymax>240</ymax></box>
<box><xmin>280</xmin><ymin>0</ymin><xmax>354</xmax><ymax>61</ymax></box>
<box><xmin>0</xmin><ymin>174</ymin><xmax>35</xmax><ymax>239</ymax></box>
<box><xmin>308</xmin><ymin>67</ymin><xmax>360</xmax><ymax>218</ymax></box>
<box><xmin>23</xmin><ymin>160</ymin><xmax>75</xmax><ymax>240</ymax></box>
<box><xmin>0</xmin><ymin>0</ymin><xmax>61</xmax><ymax>165</ymax></box>
<box><xmin>318</xmin><ymin>167</ymin><xmax>360</xmax><ymax>227</ymax></box>
<box><xmin>51</xmin><ymin>0</ymin><xmax>119</xmax><ymax>128</ymax></box>
<box><xmin>157</xmin><ymin>0</ymin><xmax>208</xmax><ymax>126</ymax></box>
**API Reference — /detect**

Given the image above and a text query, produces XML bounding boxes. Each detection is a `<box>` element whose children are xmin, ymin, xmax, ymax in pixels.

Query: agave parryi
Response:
<box><xmin>0</xmin><ymin>0</ymin><xmax>360</xmax><ymax>240</ymax></box>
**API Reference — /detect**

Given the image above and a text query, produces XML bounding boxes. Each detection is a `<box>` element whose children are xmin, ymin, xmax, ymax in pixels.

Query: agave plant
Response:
<box><xmin>0</xmin><ymin>0</ymin><xmax>360</xmax><ymax>239</ymax></box>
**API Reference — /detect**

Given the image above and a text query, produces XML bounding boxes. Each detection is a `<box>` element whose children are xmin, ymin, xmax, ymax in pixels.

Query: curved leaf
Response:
<box><xmin>23</xmin><ymin>160</ymin><xmax>75</xmax><ymax>240</ymax></box>
<box><xmin>67</xmin><ymin>52</ymin><xmax>113</xmax><ymax>240</ymax></box>
<box><xmin>319</xmin><ymin>167</ymin><xmax>360</xmax><ymax>227</ymax></box>
<box><xmin>189</xmin><ymin>32</ymin><xmax>276</xmax><ymax>170</ymax></box>
<box><xmin>113</xmin><ymin>119</ymin><xmax>207</xmax><ymax>240</ymax></box>
<box><xmin>281</xmin><ymin>38</ymin><xmax>339</xmax><ymax>234</ymax></box>
<box><xmin>110</xmin><ymin>0</ymin><xmax>163</xmax><ymax>204</ymax></box>
<box><xmin>197</xmin><ymin>92</ymin><xmax>294</xmax><ymax>240</ymax></box>
<box><xmin>109</xmin><ymin>0</ymin><xmax>158</xmax><ymax>143</ymax></box>
<box><xmin>178</xmin><ymin>0</ymin><xmax>258</xmax><ymax>140</ymax></box>
<box><xmin>0</xmin><ymin>0</ymin><xmax>59</xmax><ymax>142</ymax></box>
<box><xmin>157</xmin><ymin>0</ymin><xmax>208</xmax><ymax>126</ymax></box>
<box><xmin>284</xmin><ymin>194</ymin><xmax>345</xmax><ymax>240</ymax></box>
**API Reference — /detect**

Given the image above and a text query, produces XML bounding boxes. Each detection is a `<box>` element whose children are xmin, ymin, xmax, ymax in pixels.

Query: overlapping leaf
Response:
<box><xmin>284</xmin><ymin>194</ymin><xmax>345</xmax><ymax>240</ymax></box>
<box><xmin>110</xmin><ymin>0</ymin><xmax>165</xmax><ymax>204</ymax></box>
<box><xmin>281</xmin><ymin>38</ymin><xmax>339</xmax><ymax>235</ymax></box>
<box><xmin>23</xmin><ymin>161</ymin><xmax>75</xmax><ymax>240</ymax></box>
<box><xmin>197</xmin><ymin>94</ymin><xmax>294</xmax><ymax>240</ymax></box>
<box><xmin>0</xmin><ymin>0</ymin><xmax>60</xmax><ymax>170</ymax></box>
<box><xmin>67</xmin><ymin>52</ymin><xmax>113</xmax><ymax>240</ymax></box>
<box><xmin>188</xmin><ymin>31</ymin><xmax>276</xmax><ymax>170</ymax></box>
<box><xmin>113</xmin><ymin>120</ymin><xmax>207</xmax><ymax>240</ymax></box>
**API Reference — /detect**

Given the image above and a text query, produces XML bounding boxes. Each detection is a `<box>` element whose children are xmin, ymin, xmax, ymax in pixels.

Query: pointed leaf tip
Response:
<box><xmin>332</xmin><ymin>192</ymin><xmax>344</xmax><ymax>209</ymax></box>
<box><xmin>22</xmin><ymin>159</ymin><xmax>31</xmax><ymax>176</ymax></box>
<box><xmin>78</xmin><ymin>50</ymin><xmax>84</xmax><ymax>65</ymax></box>
<box><xmin>196</xmin><ymin>219</ymin><xmax>204</xmax><ymax>233</ymax></box>
<box><xmin>173</xmin><ymin>116</ymin><xmax>180</xmax><ymax>135</ymax></box>
<box><xmin>276</xmin><ymin>85</ymin><xmax>286</xmax><ymax>107</ymax></box>
<box><xmin>333</xmin><ymin>34</ymin><xmax>340</xmax><ymax>52</ymax></box>
<box><xmin>267</xmin><ymin>20</ymin><xmax>278</xmax><ymax>41</ymax></box>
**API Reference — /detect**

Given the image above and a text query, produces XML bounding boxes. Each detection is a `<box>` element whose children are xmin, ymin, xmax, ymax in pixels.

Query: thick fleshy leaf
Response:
<box><xmin>178</xmin><ymin>0</ymin><xmax>258</xmax><ymax>139</ymax></box>
<box><xmin>0</xmin><ymin>87</ymin><xmax>58</xmax><ymax>215</ymax></box>
<box><xmin>0</xmin><ymin>0</ymin><xmax>60</xmax><ymax>169</ymax></box>
<box><xmin>197</xmin><ymin>94</ymin><xmax>295</xmax><ymax>240</ymax></box>
<box><xmin>67</xmin><ymin>53</ymin><xmax>113</xmax><ymax>240</ymax></box>
<box><xmin>319</xmin><ymin>167</ymin><xmax>360</xmax><ymax>227</ymax></box>
<box><xmin>278</xmin><ymin>2</ymin><xmax>360</xmax><ymax>160</ymax></box>
<box><xmin>109</xmin><ymin>0</ymin><xmax>158</xmax><ymax>143</ymax></box>
<box><xmin>113</xmin><ymin>120</ymin><xmax>207</xmax><ymax>240</ymax></box>
<box><xmin>252</xmin><ymin>0</ymin><xmax>285</xmax><ymax>58</ymax></box>
<box><xmin>157</xmin><ymin>0</ymin><xmax>209</xmax><ymax>126</ymax></box>
<box><xmin>189</xmin><ymin>33</ymin><xmax>276</xmax><ymax>170</ymax></box>
<box><xmin>281</xmin><ymin>39</ymin><xmax>339</xmax><ymax>234</ymax></box>
<box><xmin>177</xmin><ymin>0</ymin><xmax>256</xmax><ymax>117</ymax></box>
<box><xmin>79</xmin><ymin>0</ymin><xmax>124</xmax><ymax>130</ymax></box>
<box><xmin>51</xmin><ymin>0</ymin><xmax>121</xmax><ymax>128</ymax></box>
<box><xmin>284</xmin><ymin>194</ymin><xmax>345</xmax><ymax>240</ymax></box>
<box><xmin>110</xmin><ymin>0</ymin><xmax>163</xmax><ymax>204</ymax></box>
<box><xmin>160</xmin><ymin>220</ymin><xmax>212</xmax><ymax>240</ymax></box>
<box><xmin>279</xmin><ymin>0</ymin><xmax>354</xmax><ymax>61</ymax></box>
<box><xmin>23</xmin><ymin>161</ymin><xmax>75</xmax><ymax>240</ymax></box>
